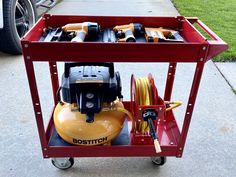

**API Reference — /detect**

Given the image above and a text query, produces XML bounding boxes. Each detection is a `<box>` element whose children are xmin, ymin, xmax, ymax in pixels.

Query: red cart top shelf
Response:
<box><xmin>21</xmin><ymin>14</ymin><xmax>228</xmax><ymax>63</ymax></box>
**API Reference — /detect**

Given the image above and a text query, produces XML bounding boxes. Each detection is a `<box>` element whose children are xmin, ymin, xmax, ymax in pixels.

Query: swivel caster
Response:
<box><xmin>150</xmin><ymin>156</ymin><xmax>166</xmax><ymax>166</ymax></box>
<box><xmin>51</xmin><ymin>157</ymin><xmax>74</xmax><ymax>170</ymax></box>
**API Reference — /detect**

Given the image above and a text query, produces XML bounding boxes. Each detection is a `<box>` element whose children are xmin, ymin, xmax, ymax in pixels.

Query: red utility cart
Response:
<box><xmin>21</xmin><ymin>14</ymin><xmax>228</xmax><ymax>169</ymax></box>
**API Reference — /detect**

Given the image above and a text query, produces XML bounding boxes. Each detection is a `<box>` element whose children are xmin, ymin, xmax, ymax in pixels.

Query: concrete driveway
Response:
<box><xmin>0</xmin><ymin>0</ymin><xmax>235</xmax><ymax>177</ymax></box>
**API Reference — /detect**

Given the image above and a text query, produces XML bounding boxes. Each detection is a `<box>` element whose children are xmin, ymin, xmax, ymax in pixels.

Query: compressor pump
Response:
<box><xmin>60</xmin><ymin>62</ymin><xmax>122</xmax><ymax>123</ymax></box>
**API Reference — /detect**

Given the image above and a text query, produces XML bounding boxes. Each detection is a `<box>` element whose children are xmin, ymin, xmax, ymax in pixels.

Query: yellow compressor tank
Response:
<box><xmin>53</xmin><ymin>101</ymin><xmax>126</xmax><ymax>146</ymax></box>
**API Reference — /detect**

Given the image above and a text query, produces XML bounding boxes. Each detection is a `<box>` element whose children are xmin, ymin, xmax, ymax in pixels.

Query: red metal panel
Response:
<box><xmin>22</xmin><ymin>16</ymin><xmax>46</xmax><ymax>41</ymax></box>
<box><xmin>182</xmin><ymin>19</ymin><xmax>207</xmax><ymax>43</ymax></box>
<box><xmin>165</xmin><ymin>111</ymin><xmax>181</xmax><ymax>145</ymax></box>
<box><xmin>26</xmin><ymin>42</ymin><xmax>202</xmax><ymax>62</ymax></box>
<box><xmin>46</xmin><ymin>145</ymin><xmax>178</xmax><ymax>158</ymax></box>
<box><xmin>45</xmin><ymin>14</ymin><xmax>181</xmax><ymax>29</ymax></box>
<box><xmin>207</xmin><ymin>41</ymin><xmax>228</xmax><ymax>61</ymax></box>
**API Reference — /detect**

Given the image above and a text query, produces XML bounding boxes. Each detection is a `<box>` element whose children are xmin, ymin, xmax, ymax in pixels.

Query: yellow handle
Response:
<box><xmin>154</xmin><ymin>139</ymin><xmax>162</xmax><ymax>153</ymax></box>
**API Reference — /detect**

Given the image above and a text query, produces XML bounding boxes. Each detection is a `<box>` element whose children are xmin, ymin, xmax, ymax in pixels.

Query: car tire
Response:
<box><xmin>0</xmin><ymin>0</ymin><xmax>37</xmax><ymax>54</ymax></box>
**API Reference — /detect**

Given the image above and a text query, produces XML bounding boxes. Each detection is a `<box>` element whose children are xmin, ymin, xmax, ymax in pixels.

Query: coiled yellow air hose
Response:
<box><xmin>136</xmin><ymin>77</ymin><xmax>153</xmax><ymax>134</ymax></box>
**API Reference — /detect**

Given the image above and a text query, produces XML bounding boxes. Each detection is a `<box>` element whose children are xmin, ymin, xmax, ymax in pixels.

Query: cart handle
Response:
<box><xmin>186</xmin><ymin>17</ymin><xmax>225</xmax><ymax>43</ymax></box>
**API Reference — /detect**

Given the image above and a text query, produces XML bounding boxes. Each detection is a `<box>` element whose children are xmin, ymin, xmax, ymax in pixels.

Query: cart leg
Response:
<box><xmin>164</xmin><ymin>62</ymin><xmax>177</xmax><ymax>101</ymax></box>
<box><xmin>49</xmin><ymin>62</ymin><xmax>59</xmax><ymax>105</ymax></box>
<box><xmin>177</xmin><ymin>62</ymin><xmax>205</xmax><ymax>157</ymax></box>
<box><xmin>24</xmin><ymin>59</ymin><xmax>48</xmax><ymax>157</ymax></box>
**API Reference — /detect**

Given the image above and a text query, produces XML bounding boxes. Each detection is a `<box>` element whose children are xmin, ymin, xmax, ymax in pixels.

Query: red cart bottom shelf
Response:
<box><xmin>45</xmin><ymin>109</ymin><xmax>181</xmax><ymax>158</ymax></box>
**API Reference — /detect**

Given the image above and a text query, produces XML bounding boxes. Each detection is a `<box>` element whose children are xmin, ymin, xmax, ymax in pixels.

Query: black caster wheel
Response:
<box><xmin>150</xmin><ymin>156</ymin><xmax>167</xmax><ymax>166</ymax></box>
<box><xmin>51</xmin><ymin>157</ymin><xmax>74</xmax><ymax>170</ymax></box>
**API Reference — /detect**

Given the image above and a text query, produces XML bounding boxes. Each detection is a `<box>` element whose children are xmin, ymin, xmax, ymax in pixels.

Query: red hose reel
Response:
<box><xmin>130</xmin><ymin>74</ymin><xmax>166</xmax><ymax>145</ymax></box>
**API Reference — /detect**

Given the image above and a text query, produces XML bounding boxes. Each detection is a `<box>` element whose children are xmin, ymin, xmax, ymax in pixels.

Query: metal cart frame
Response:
<box><xmin>21</xmin><ymin>14</ymin><xmax>228</xmax><ymax>159</ymax></box>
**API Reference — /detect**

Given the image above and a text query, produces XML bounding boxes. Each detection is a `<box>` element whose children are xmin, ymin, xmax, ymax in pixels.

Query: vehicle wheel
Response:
<box><xmin>150</xmin><ymin>156</ymin><xmax>167</xmax><ymax>166</ymax></box>
<box><xmin>51</xmin><ymin>158</ymin><xmax>74</xmax><ymax>170</ymax></box>
<box><xmin>0</xmin><ymin>0</ymin><xmax>37</xmax><ymax>54</ymax></box>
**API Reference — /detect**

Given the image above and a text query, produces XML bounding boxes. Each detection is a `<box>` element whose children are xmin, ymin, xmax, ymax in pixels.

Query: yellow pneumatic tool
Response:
<box><xmin>62</xmin><ymin>22</ymin><xmax>100</xmax><ymax>42</ymax></box>
<box><xmin>113</xmin><ymin>23</ymin><xmax>144</xmax><ymax>42</ymax></box>
<box><xmin>145</xmin><ymin>27</ymin><xmax>184</xmax><ymax>43</ymax></box>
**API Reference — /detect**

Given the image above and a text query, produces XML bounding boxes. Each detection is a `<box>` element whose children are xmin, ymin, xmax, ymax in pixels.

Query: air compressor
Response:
<box><xmin>53</xmin><ymin>62</ymin><xmax>181</xmax><ymax>151</ymax></box>
<box><xmin>54</xmin><ymin>62</ymin><xmax>127</xmax><ymax>146</ymax></box>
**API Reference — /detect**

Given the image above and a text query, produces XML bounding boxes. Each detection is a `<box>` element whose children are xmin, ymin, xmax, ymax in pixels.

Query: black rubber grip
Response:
<box><xmin>148</xmin><ymin>118</ymin><xmax>157</xmax><ymax>140</ymax></box>
<box><xmin>133</xmin><ymin>23</ymin><xmax>144</xmax><ymax>35</ymax></box>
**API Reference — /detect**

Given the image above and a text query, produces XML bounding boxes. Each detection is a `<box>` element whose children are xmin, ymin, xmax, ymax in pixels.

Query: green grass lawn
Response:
<box><xmin>172</xmin><ymin>0</ymin><xmax>236</xmax><ymax>62</ymax></box>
